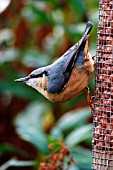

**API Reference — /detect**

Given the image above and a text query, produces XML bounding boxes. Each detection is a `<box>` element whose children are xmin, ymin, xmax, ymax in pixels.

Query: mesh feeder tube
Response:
<box><xmin>92</xmin><ymin>0</ymin><xmax>113</xmax><ymax>169</ymax></box>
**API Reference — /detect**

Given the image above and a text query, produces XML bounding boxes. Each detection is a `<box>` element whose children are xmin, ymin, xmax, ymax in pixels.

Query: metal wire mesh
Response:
<box><xmin>92</xmin><ymin>0</ymin><xmax>113</xmax><ymax>169</ymax></box>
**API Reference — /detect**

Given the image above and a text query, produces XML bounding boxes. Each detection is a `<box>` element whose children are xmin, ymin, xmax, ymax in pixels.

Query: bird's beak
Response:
<box><xmin>15</xmin><ymin>77</ymin><xmax>29</xmax><ymax>82</ymax></box>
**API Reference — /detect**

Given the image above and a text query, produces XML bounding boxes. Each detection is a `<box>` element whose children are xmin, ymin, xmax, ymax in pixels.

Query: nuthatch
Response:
<box><xmin>15</xmin><ymin>21</ymin><xmax>94</xmax><ymax>106</ymax></box>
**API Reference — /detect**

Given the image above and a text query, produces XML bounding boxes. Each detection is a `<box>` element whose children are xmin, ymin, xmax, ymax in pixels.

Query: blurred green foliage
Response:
<box><xmin>0</xmin><ymin>0</ymin><xmax>98</xmax><ymax>169</ymax></box>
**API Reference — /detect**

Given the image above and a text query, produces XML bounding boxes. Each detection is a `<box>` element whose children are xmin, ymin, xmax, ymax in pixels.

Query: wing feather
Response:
<box><xmin>46</xmin><ymin>22</ymin><xmax>93</xmax><ymax>94</ymax></box>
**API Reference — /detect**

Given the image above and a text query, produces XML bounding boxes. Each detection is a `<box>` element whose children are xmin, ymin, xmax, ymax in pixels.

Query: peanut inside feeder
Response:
<box><xmin>92</xmin><ymin>0</ymin><xmax>113</xmax><ymax>169</ymax></box>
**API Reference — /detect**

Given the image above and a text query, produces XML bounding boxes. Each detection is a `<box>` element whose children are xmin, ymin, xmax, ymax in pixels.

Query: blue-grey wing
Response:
<box><xmin>46</xmin><ymin>45</ymin><xmax>78</xmax><ymax>94</ymax></box>
<box><xmin>46</xmin><ymin>39</ymin><xmax>87</xmax><ymax>94</ymax></box>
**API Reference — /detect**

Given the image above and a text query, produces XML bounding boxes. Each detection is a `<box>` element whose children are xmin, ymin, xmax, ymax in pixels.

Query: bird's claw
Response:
<box><xmin>85</xmin><ymin>87</ymin><xmax>94</xmax><ymax>113</ymax></box>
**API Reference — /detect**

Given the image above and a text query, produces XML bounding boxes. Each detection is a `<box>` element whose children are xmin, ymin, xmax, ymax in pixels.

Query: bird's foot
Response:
<box><xmin>85</xmin><ymin>87</ymin><xmax>94</xmax><ymax>113</ymax></box>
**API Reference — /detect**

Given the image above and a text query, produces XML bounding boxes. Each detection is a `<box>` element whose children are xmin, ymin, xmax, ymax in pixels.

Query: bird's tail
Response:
<box><xmin>78</xmin><ymin>21</ymin><xmax>93</xmax><ymax>47</ymax></box>
<box><xmin>83</xmin><ymin>21</ymin><xmax>93</xmax><ymax>38</ymax></box>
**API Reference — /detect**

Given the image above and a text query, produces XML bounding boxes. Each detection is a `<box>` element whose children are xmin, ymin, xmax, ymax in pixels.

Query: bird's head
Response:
<box><xmin>15</xmin><ymin>68</ymin><xmax>47</xmax><ymax>93</ymax></box>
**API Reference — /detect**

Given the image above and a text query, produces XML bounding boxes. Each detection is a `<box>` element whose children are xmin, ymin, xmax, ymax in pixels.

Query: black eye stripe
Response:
<box><xmin>29</xmin><ymin>74</ymin><xmax>42</xmax><ymax>79</ymax></box>
<box><xmin>29</xmin><ymin>71</ymin><xmax>47</xmax><ymax>79</ymax></box>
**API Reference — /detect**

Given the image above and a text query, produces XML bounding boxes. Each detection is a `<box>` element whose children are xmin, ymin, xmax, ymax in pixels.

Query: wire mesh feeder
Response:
<box><xmin>92</xmin><ymin>0</ymin><xmax>113</xmax><ymax>169</ymax></box>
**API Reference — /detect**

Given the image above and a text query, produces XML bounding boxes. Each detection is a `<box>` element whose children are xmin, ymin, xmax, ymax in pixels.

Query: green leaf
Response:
<box><xmin>71</xmin><ymin>146</ymin><xmax>92</xmax><ymax>170</ymax></box>
<box><xmin>8</xmin><ymin>160</ymin><xmax>35</xmax><ymax>167</ymax></box>
<box><xmin>0</xmin><ymin>144</ymin><xmax>29</xmax><ymax>157</ymax></box>
<box><xmin>14</xmin><ymin>102</ymin><xmax>50</xmax><ymax>154</ymax></box>
<box><xmin>55</xmin><ymin>107</ymin><xmax>91</xmax><ymax>130</ymax></box>
<box><xmin>65</xmin><ymin>124</ymin><xmax>92</xmax><ymax>147</ymax></box>
<box><xmin>0</xmin><ymin>158</ymin><xmax>36</xmax><ymax>170</ymax></box>
<box><xmin>51</xmin><ymin>107</ymin><xmax>91</xmax><ymax>139</ymax></box>
<box><xmin>50</xmin><ymin>127</ymin><xmax>63</xmax><ymax>140</ymax></box>
<box><xmin>69</xmin><ymin>166</ymin><xmax>80</xmax><ymax>170</ymax></box>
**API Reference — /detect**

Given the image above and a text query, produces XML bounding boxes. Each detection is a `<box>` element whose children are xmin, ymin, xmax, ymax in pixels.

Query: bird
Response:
<box><xmin>15</xmin><ymin>21</ymin><xmax>94</xmax><ymax>106</ymax></box>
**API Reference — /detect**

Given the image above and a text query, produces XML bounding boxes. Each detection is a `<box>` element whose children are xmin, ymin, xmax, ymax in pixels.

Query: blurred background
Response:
<box><xmin>0</xmin><ymin>0</ymin><xmax>98</xmax><ymax>169</ymax></box>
